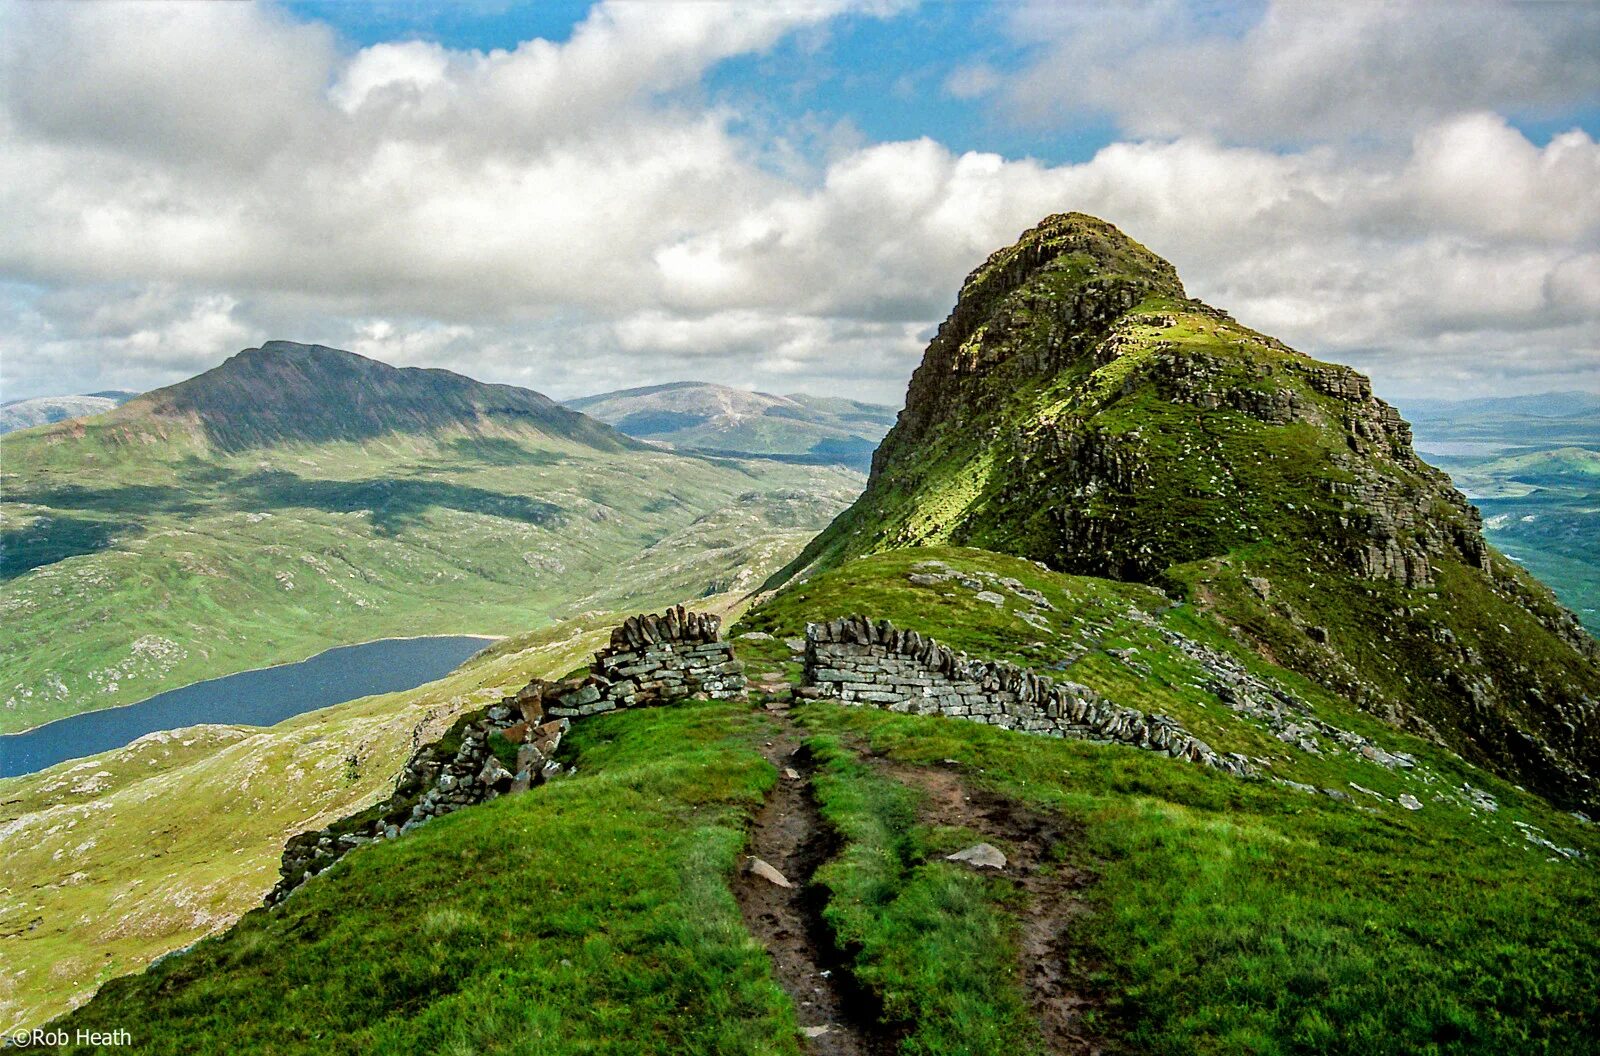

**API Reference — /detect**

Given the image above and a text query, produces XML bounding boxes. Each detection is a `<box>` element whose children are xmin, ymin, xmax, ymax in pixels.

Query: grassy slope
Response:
<box><xmin>805</xmin><ymin>735</ymin><xmax>1043</xmax><ymax>1054</ymax></box>
<box><xmin>0</xmin><ymin>614</ymin><xmax>621</xmax><ymax>1031</ymax></box>
<box><xmin>42</xmin><ymin>699</ymin><xmax>798</xmax><ymax>1056</ymax></box>
<box><xmin>27</xmin><ymin>547</ymin><xmax>1600</xmax><ymax>1054</ymax></box>
<box><xmin>740</xmin><ymin>547</ymin><xmax>1600</xmax><ymax>1054</ymax></box>
<box><xmin>0</xmin><ymin>421</ymin><xmax>859</xmax><ymax>733</ymax></box>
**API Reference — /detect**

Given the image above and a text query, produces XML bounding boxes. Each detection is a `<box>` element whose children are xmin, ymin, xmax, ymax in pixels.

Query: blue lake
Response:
<box><xmin>0</xmin><ymin>635</ymin><xmax>495</xmax><ymax>779</ymax></box>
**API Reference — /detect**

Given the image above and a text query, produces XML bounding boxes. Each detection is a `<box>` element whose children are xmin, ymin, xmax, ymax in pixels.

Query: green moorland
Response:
<box><xmin>0</xmin><ymin>419</ymin><xmax>859</xmax><ymax>734</ymax></box>
<box><xmin>745</xmin><ymin>548</ymin><xmax>1600</xmax><ymax>1054</ymax></box>
<box><xmin>0</xmin><ymin>611</ymin><xmax>634</xmax><ymax>1031</ymax></box>
<box><xmin>37</xmin><ymin>699</ymin><xmax>800</xmax><ymax>1056</ymax></box>
<box><xmin>37</xmin><ymin>546</ymin><xmax>1600</xmax><ymax>1054</ymax></box>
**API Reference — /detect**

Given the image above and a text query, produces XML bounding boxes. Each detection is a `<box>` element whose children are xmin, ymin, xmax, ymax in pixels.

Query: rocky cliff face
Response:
<box><xmin>784</xmin><ymin>213</ymin><xmax>1600</xmax><ymax>809</ymax></box>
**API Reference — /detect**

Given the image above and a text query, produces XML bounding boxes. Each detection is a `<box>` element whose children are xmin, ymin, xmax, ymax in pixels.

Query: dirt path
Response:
<box><xmin>881</xmin><ymin>761</ymin><xmax>1115</xmax><ymax>1056</ymax></box>
<box><xmin>733</xmin><ymin>710</ymin><xmax>895</xmax><ymax>1056</ymax></box>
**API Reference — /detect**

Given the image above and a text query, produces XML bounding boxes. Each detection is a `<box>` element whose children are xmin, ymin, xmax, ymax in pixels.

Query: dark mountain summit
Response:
<box><xmin>98</xmin><ymin>341</ymin><xmax>633</xmax><ymax>452</ymax></box>
<box><xmin>783</xmin><ymin>212</ymin><xmax>1600</xmax><ymax>809</ymax></box>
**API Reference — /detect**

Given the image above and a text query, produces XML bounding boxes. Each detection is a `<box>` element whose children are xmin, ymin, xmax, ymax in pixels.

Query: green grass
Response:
<box><xmin>0</xmin><ymin>613</ymin><xmax>629</xmax><ymax>1031</ymax></box>
<box><xmin>0</xmin><ymin>421</ymin><xmax>861</xmax><ymax>733</ymax></box>
<box><xmin>741</xmin><ymin>545</ymin><xmax>1600</xmax><ymax>1051</ymax></box>
<box><xmin>41</xmin><ymin>700</ymin><xmax>803</xmax><ymax>1055</ymax></box>
<box><xmin>807</xmin><ymin>735</ymin><xmax>1042</xmax><ymax>1055</ymax></box>
<box><xmin>772</xmin><ymin>215</ymin><xmax>1600</xmax><ymax>810</ymax></box>
<box><xmin>741</xmin><ymin>546</ymin><xmax>1500</xmax><ymax>800</ymax></box>
<box><xmin>796</xmin><ymin>702</ymin><xmax>1600</xmax><ymax>1056</ymax></box>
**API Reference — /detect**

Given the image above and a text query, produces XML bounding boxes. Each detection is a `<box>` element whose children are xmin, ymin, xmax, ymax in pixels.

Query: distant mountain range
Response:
<box><xmin>0</xmin><ymin>390</ymin><xmax>138</xmax><ymax>434</ymax></box>
<box><xmin>1397</xmin><ymin>392</ymin><xmax>1600</xmax><ymax>455</ymax></box>
<box><xmin>0</xmin><ymin>342</ymin><xmax>861</xmax><ymax>734</ymax></box>
<box><xmin>567</xmin><ymin>381</ymin><xmax>896</xmax><ymax>471</ymax></box>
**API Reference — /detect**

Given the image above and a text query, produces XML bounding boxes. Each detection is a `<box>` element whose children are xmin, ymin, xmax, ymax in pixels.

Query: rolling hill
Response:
<box><xmin>567</xmin><ymin>381</ymin><xmax>897</xmax><ymax>471</ymax></box>
<box><xmin>21</xmin><ymin>547</ymin><xmax>1599</xmax><ymax>1053</ymax></box>
<box><xmin>0</xmin><ymin>343</ymin><xmax>862</xmax><ymax>734</ymax></box>
<box><xmin>0</xmin><ymin>391</ymin><xmax>138</xmax><ymax>435</ymax></box>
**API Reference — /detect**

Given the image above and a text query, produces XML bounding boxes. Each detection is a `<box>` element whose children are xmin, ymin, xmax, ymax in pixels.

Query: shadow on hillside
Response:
<box><xmin>230</xmin><ymin>470</ymin><xmax>563</xmax><ymax>534</ymax></box>
<box><xmin>0</xmin><ymin>515</ymin><xmax>131</xmax><ymax>580</ymax></box>
<box><xmin>408</xmin><ymin>437</ymin><xmax>569</xmax><ymax>470</ymax></box>
<box><xmin>1</xmin><ymin>482</ymin><xmax>203</xmax><ymax>517</ymax></box>
<box><xmin>5</xmin><ymin>464</ymin><xmax>565</xmax><ymax>575</ymax></box>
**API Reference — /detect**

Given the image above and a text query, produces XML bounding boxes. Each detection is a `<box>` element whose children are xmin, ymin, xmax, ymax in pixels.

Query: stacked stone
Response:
<box><xmin>546</xmin><ymin>605</ymin><xmax>746</xmax><ymax>719</ymax></box>
<box><xmin>800</xmin><ymin>615</ymin><xmax>1253</xmax><ymax>778</ymax></box>
<box><xmin>266</xmin><ymin>698</ymin><xmax>568</xmax><ymax>907</ymax></box>
<box><xmin>267</xmin><ymin>607</ymin><xmax>745</xmax><ymax>908</ymax></box>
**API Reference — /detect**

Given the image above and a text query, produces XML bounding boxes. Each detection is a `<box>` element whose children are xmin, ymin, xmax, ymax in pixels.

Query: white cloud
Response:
<box><xmin>1000</xmin><ymin>0</ymin><xmax>1600</xmax><ymax>144</ymax></box>
<box><xmin>0</xmin><ymin>1</ymin><xmax>1595</xmax><ymax>408</ymax></box>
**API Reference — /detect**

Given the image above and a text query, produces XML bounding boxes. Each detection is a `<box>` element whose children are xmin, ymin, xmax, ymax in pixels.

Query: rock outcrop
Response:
<box><xmin>777</xmin><ymin>212</ymin><xmax>1600</xmax><ymax>810</ymax></box>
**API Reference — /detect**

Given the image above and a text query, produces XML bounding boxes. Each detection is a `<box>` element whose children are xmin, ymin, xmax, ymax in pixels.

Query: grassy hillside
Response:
<box><xmin>778</xmin><ymin>213</ymin><xmax>1600</xmax><ymax>811</ymax></box>
<box><xmin>37</xmin><ymin>547</ymin><xmax>1599</xmax><ymax>1054</ymax></box>
<box><xmin>35</xmin><ymin>699</ymin><xmax>797</xmax><ymax>1055</ymax></box>
<box><xmin>567</xmin><ymin>381</ymin><xmax>896</xmax><ymax>470</ymax></box>
<box><xmin>1</xmin><ymin>385</ymin><xmax>860</xmax><ymax>734</ymax></box>
<box><xmin>0</xmin><ymin>613</ymin><xmax>626</xmax><ymax>1031</ymax></box>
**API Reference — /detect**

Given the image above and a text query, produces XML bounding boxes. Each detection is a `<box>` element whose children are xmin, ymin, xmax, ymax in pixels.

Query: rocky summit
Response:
<box><xmin>782</xmin><ymin>213</ymin><xmax>1600</xmax><ymax>810</ymax></box>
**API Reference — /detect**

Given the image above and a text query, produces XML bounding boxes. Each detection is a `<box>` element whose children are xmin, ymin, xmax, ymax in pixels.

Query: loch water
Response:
<box><xmin>0</xmin><ymin>635</ymin><xmax>493</xmax><ymax>778</ymax></box>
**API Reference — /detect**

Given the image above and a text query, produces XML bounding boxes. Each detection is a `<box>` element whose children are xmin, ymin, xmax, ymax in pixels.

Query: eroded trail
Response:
<box><xmin>733</xmin><ymin>711</ymin><xmax>894</xmax><ymax>1056</ymax></box>
<box><xmin>882</xmin><ymin>761</ymin><xmax>1113</xmax><ymax>1056</ymax></box>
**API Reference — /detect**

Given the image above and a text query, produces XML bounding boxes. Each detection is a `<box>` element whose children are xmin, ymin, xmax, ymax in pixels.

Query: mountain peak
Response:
<box><xmin>893</xmin><ymin>215</ymin><xmax>1190</xmax><ymax>456</ymax></box>
<box><xmin>784</xmin><ymin>213</ymin><xmax>1600</xmax><ymax>810</ymax></box>
<box><xmin>108</xmin><ymin>341</ymin><xmax>631</xmax><ymax>452</ymax></box>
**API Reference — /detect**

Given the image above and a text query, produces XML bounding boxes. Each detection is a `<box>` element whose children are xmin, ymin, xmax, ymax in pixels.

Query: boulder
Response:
<box><xmin>946</xmin><ymin>843</ymin><xmax>1007</xmax><ymax>869</ymax></box>
<box><xmin>478</xmin><ymin>756</ymin><xmax>513</xmax><ymax>788</ymax></box>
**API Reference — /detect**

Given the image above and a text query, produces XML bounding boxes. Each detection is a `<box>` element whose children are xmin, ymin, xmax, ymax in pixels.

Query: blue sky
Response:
<box><xmin>3</xmin><ymin>0</ymin><xmax>1598</xmax><ymax>404</ymax></box>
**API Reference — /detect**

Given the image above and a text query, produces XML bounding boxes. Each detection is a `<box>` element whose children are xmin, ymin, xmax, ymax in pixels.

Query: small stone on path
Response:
<box><xmin>946</xmin><ymin>842</ymin><xmax>1007</xmax><ymax>869</ymax></box>
<box><xmin>747</xmin><ymin>856</ymin><xmax>793</xmax><ymax>888</ymax></box>
<box><xmin>784</xmin><ymin>767</ymin><xmax>802</xmax><ymax>780</ymax></box>
<box><xmin>802</xmin><ymin>1025</ymin><xmax>832</xmax><ymax>1038</ymax></box>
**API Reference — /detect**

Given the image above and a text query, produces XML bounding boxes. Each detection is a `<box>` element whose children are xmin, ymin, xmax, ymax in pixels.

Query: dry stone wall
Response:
<box><xmin>800</xmin><ymin>614</ymin><xmax>1254</xmax><ymax>778</ymax></box>
<box><xmin>267</xmin><ymin>606</ymin><xmax>744</xmax><ymax>906</ymax></box>
<box><xmin>546</xmin><ymin>606</ymin><xmax>746</xmax><ymax>718</ymax></box>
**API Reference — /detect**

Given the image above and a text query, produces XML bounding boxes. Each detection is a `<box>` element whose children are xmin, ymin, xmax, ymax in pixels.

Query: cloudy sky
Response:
<box><xmin>2</xmin><ymin>0</ymin><xmax>1598</xmax><ymax>406</ymax></box>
